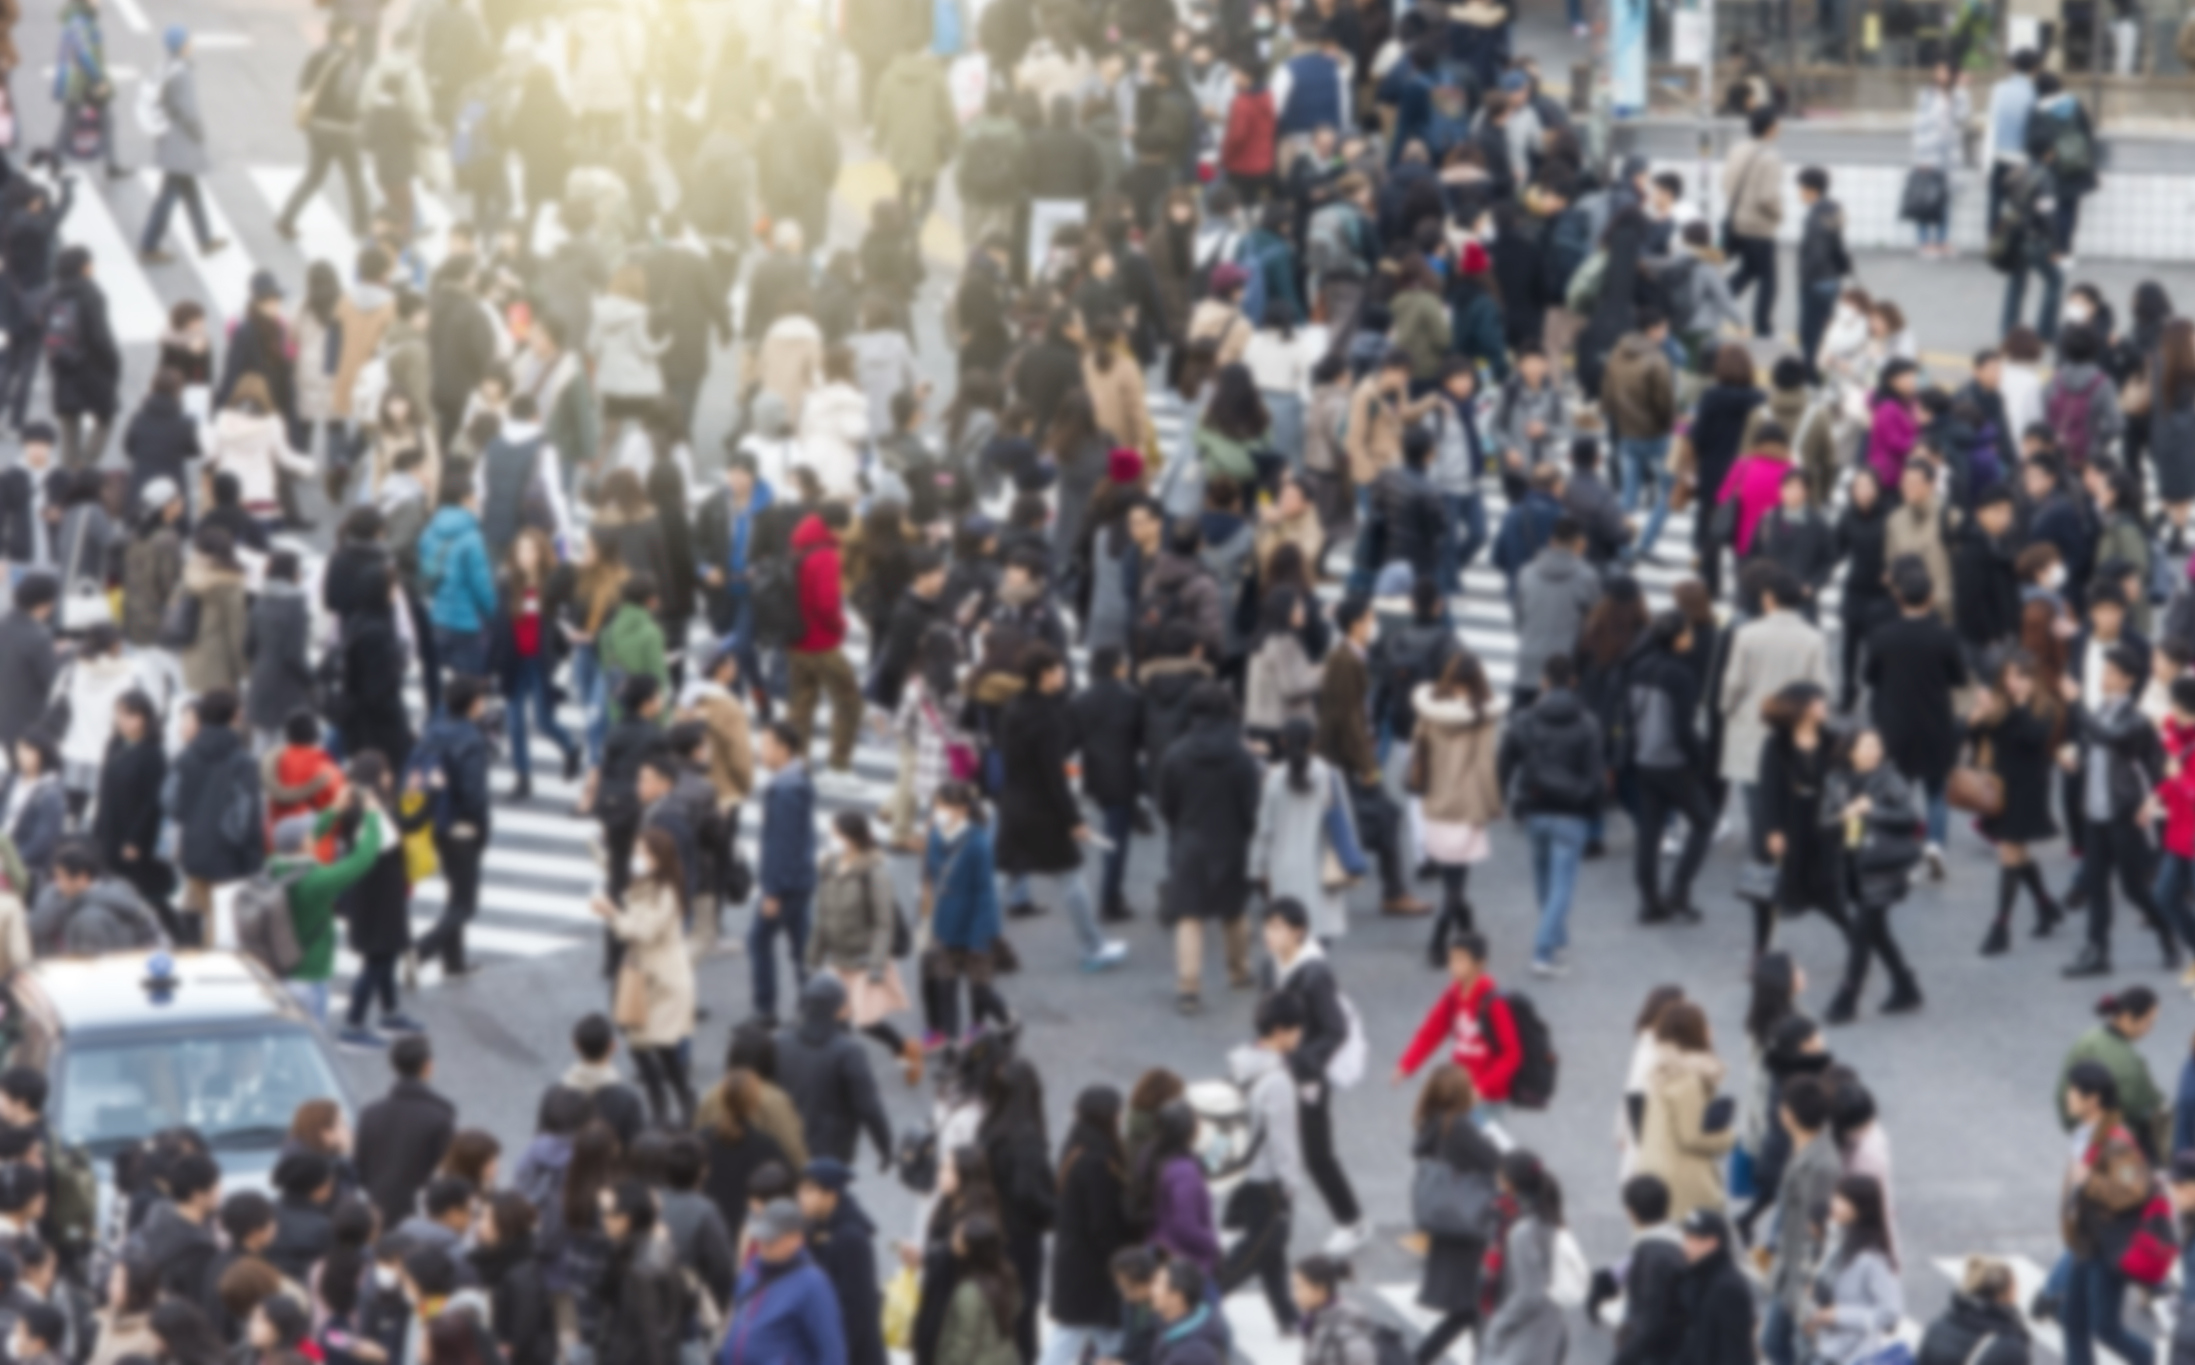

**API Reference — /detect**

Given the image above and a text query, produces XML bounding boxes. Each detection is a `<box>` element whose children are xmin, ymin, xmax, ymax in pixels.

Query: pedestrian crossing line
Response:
<box><xmin>141</xmin><ymin>171</ymin><xmax>256</xmax><ymax>321</ymax></box>
<box><xmin>67</xmin><ymin>179</ymin><xmax>169</xmax><ymax>344</ymax></box>
<box><xmin>1374</xmin><ymin>1283</ymin><xmax>1472</xmax><ymax>1363</ymax></box>
<box><xmin>332</xmin><ymin>920</ymin><xmax>574</xmax><ymax>985</ymax></box>
<box><xmin>249</xmin><ymin>166</ymin><xmax>358</xmax><ymax>275</ymax></box>
<box><xmin>410</xmin><ymin>879</ymin><xmax>601</xmax><ymax>927</ymax></box>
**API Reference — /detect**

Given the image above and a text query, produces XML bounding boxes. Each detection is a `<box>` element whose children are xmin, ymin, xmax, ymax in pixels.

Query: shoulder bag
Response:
<box><xmin>1946</xmin><ymin>737</ymin><xmax>2005</xmax><ymax>816</ymax></box>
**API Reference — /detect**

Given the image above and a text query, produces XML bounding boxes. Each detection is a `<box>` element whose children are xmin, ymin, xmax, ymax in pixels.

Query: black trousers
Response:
<box><xmin>601</xmin><ymin>816</ymin><xmax>640</xmax><ymax>975</ymax></box>
<box><xmin>1840</xmin><ymin>893</ymin><xmax>1917</xmax><ymax>996</ymax></box>
<box><xmin>2084</xmin><ymin>816</ymin><xmax>2166</xmax><ymax>951</ymax></box>
<box><xmin>1635</xmin><ymin>766</ymin><xmax>1714</xmax><ymax>908</ymax></box>
<box><xmin>279</xmin><ymin>130</ymin><xmax>371</xmax><ymax>234</ymax></box>
<box><xmin>630</xmin><ymin>1046</ymin><xmax>694</xmax><ymax>1126</ymax></box>
<box><xmin>1727</xmin><ymin>233</ymin><xmax>1779</xmax><ymax>338</ymax></box>
<box><xmin>1299</xmin><ymin>1083</ymin><xmax>1361</xmax><ymax>1227</ymax></box>
<box><xmin>1350</xmin><ymin>777</ymin><xmax>1407</xmax><ymax>899</ymax></box>
<box><xmin>1218</xmin><ymin>1180</ymin><xmax>1297</xmax><ymax>1331</ymax></box>
<box><xmin>416</xmin><ymin>832</ymin><xmax>483</xmax><ymax>972</ymax></box>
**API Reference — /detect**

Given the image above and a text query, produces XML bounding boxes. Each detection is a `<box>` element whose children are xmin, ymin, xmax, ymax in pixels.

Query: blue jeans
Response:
<box><xmin>1098</xmin><ymin>803</ymin><xmax>1134</xmax><ymax>913</ymax></box>
<box><xmin>1924</xmin><ymin>782</ymin><xmax>1948</xmax><ymax>847</ymax></box>
<box><xmin>2151</xmin><ymin>852</ymin><xmax>2195</xmax><ymax>950</ymax></box>
<box><xmin>1038</xmin><ymin>1327</ymin><xmax>1123</xmax><ymax>1365</ymax></box>
<box><xmin>1444</xmin><ymin>491</ymin><xmax>1488</xmax><ymax>591</ymax></box>
<box><xmin>1004</xmin><ymin>870</ymin><xmax>1106</xmax><ymax>958</ymax></box>
<box><xmin>2063</xmin><ymin>1256</ymin><xmax>2154</xmax><ymax>1365</ymax></box>
<box><xmin>1760</xmin><ymin>1298</ymin><xmax>1799</xmax><ymax>1365</ymax></box>
<box><xmin>2003</xmin><ymin>255</ymin><xmax>2066</xmax><ymax>343</ymax></box>
<box><xmin>1617</xmin><ymin>437</ymin><xmax>1672</xmax><ymax>558</ymax></box>
<box><xmin>506</xmin><ymin>655</ymin><xmax>578</xmax><ymax>780</ymax></box>
<box><xmin>1916</xmin><ymin>217</ymin><xmax>1948</xmax><ymax>245</ymax></box>
<box><xmin>749</xmin><ymin>889</ymin><xmax>812</xmax><ymax>1021</ymax></box>
<box><xmin>571</xmin><ymin>644</ymin><xmax>608</xmax><ymax>765</ymax></box>
<box><xmin>434</xmin><ymin>627</ymin><xmax>487</xmax><ymax>690</ymax></box>
<box><xmin>1525</xmin><ymin>814</ymin><xmax>1590</xmax><ymax>963</ymax></box>
<box><xmin>286</xmin><ymin>979</ymin><xmax>330</xmax><ymax>1024</ymax></box>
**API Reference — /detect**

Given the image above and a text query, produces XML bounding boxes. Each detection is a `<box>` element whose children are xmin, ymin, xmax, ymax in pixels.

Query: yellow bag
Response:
<box><xmin>400</xmin><ymin>790</ymin><xmax>440</xmax><ymax>882</ymax></box>
<box><xmin>880</xmin><ymin>1265</ymin><xmax>918</xmax><ymax>1351</ymax></box>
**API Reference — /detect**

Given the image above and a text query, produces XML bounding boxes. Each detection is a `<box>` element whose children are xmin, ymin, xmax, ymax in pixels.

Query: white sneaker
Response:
<box><xmin>815</xmin><ymin>767</ymin><xmax>872</xmax><ymax>800</ymax></box>
<box><xmin>1322</xmin><ymin>1222</ymin><xmax>1371</xmax><ymax>1256</ymax></box>
<box><xmin>1924</xmin><ymin>843</ymin><xmax>1947</xmax><ymax>882</ymax></box>
<box><xmin>1530</xmin><ymin>957</ymin><xmax>1569</xmax><ymax>978</ymax></box>
<box><xmin>1081</xmin><ymin>941</ymin><xmax>1130</xmax><ymax>972</ymax></box>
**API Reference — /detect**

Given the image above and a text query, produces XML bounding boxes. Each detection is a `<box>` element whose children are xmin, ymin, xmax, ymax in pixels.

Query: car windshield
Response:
<box><xmin>56</xmin><ymin>1028</ymin><xmax>345</xmax><ymax>1157</ymax></box>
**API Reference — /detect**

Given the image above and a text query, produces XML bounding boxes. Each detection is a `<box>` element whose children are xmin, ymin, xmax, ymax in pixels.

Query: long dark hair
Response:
<box><xmin>1130</xmin><ymin>1098</ymin><xmax>1198</xmax><ymax>1215</ymax></box>
<box><xmin>1499</xmin><ymin>1149</ymin><xmax>1564</xmax><ymax>1226</ymax></box>
<box><xmin>635</xmin><ymin>826</ymin><xmax>688</xmax><ymax>918</ymax></box>
<box><xmin>561</xmin><ymin>1120</ymin><xmax>621</xmax><ymax>1233</ymax></box>
<box><xmin>1833</xmin><ymin>1173</ymin><xmax>1895</xmax><ymax>1267</ymax></box>
<box><xmin>1202</xmin><ymin>364</ymin><xmax>1270</xmax><ymax>442</ymax></box>
<box><xmin>954</xmin><ymin>1214</ymin><xmax>1022</xmax><ymax>1340</ymax></box>
<box><xmin>1434</xmin><ymin>650</ymin><xmax>1492</xmax><ymax>709</ymax></box>
<box><xmin>978</xmin><ymin>1056</ymin><xmax>1047</xmax><ymax>1148</ymax></box>
<box><xmin>1577</xmin><ymin>576</ymin><xmax>1648</xmax><ymax>670</ymax></box>
<box><xmin>1278</xmin><ymin>716</ymin><xmax>1316</xmax><ymax>794</ymax></box>
<box><xmin>150</xmin><ymin>1300</ymin><xmax>226</xmax><ymax>1365</ymax></box>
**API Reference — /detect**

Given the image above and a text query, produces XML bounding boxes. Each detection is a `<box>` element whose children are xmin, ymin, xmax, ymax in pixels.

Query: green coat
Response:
<box><xmin>2058</xmin><ymin>1022</ymin><xmax>2164</xmax><ymax>1150</ymax></box>
<box><xmin>1389</xmin><ymin>288</ymin><xmax>1449</xmax><ymax>381</ymax></box>
<box><xmin>937</xmin><ymin>1281</ymin><xmax>1019</xmax><ymax>1365</ymax></box>
<box><xmin>598</xmin><ymin>603</ymin><xmax>668</xmax><ymax>723</ymax></box>
<box><xmin>274</xmin><ymin>809</ymin><xmax>385</xmax><ymax>983</ymax></box>
<box><xmin>872</xmin><ymin>53</ymin><xmax>958</xmax><ymax>186</ymax></box>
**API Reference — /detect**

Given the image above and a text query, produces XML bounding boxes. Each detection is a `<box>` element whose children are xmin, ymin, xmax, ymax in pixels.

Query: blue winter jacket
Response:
<box><xmin>759</xmin><ymin>762</ymin><xmax>817</xmax><ymax>897</ymax></box>
<box><xmin>720</xmin><ymin>1252</ymin><xmax>847</xmax><ymax>1365</ymax></box>
<box><xmin>925</xmin><ymin>820</ymin><xmax>1000</xmax><ymax>950</ymax></box>
<box><xmin>416</xmin><ymin>506</ymin><xmax>498</xmax><ymax>634</ymax></box>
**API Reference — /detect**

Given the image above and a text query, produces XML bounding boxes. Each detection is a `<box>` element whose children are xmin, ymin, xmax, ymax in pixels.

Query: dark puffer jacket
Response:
<box><xmin>771</xmin><ymin>976</ymin><xmax>892</xmax><ymax>1166</ymax></box>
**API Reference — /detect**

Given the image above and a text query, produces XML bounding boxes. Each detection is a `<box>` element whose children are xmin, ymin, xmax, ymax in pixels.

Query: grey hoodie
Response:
<box><xmin>1225</xmin><ymin>1043</ymin><xmax>1303</xmax><ymax>1195</ymax></box>
<box><xmin>1514</xmin><ymin>546</ymin><xmax>1602</xmax><ymax>688</ymax></box>
<box><xmin>30</xmin><ymin>877</ymin><xmax>165</xmax><ymax>955</ymax></box>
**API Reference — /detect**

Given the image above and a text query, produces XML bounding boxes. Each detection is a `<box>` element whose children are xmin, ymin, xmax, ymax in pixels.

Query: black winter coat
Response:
<box><xmin>1864</xmin><ymin>612</ymin><xmax>1969</xmax><ymax>786</ymax></box>
<box><xmin>123</xmin><ymin>391</ymin><xmax>202</xmax><ymax>506</ymax></box>
<box><xmin>1674</xmin><ymin>1247</ymin><xmax>1756</xmax><ymax>1365</ymax></box>
<box><xmin>338</xmin><ymin>802</ymin><xmax>425</xmax><ymax>957</ymax></box>
<box><xmin>808</xmin><ymin>1195</ymin><xmax>886</xmax><ymax>1365</ymax></box>
<box><xmin>1012</xmin><ymin>338</ymin><xmax>1084</xmax><ymax>433</ymax></box>
<box><xmin>93</xmin><ymin>735</ymin><xmax>169</xmax><ymax>901</ymax></box>
<box><xmin>994</xmin><ymin>691</ymin><xmax>1084</xmax><ymax>874</ymax></box>
<box><xmin>1069</xmin><ymin>677</ymin><xmax>1142</xmax><ymax>806</ymax></box>
<box><xmin>1137</xmin><ymin>658</ymin><xmax>1212</xmax><ymax>782</ymax></box>
<box><xmin>428</xmin><ymin>284</ymin><xmax>498</xmax><ymax>413</ymax></box>
<box><xmin>339</xmin><ymin>610</ymin><xmax>414</xmax><ymax>773</ymax></box>
<box><xmin>47</xmin><ymin>277</ymin><xmax>121</xmax><ymax>419</ymax></box>
<box><xmin>1918</xmin><ymin>1294</ymin><xmax>2031</xmax><ymax>1365</ymax></box>
<box><xmin>1759</xmin><ymin>734</ymin><xmax>1838</xmax><ymax>915</ymax></box>
<box><xmin>1611</xmin><ymin>1233</ymin><xmax>1689</xmax><ymax>1365</ymax></box>
<box><xmin>1750</xmin><ymin>508</ymin><xmax>1838</xmax><ymax>603</ymax></box>
<box><xmin>1952</xmin><ymin>523</ymin><xmax>2023</xmax><ymax>652</ymax></box>
<box><xmin>353</xmin><ymin>1078</ymin><xmax>457</xmax><ymax>1230</ymax></box>
<box><xmin>700</xmin><ymin>1124</ymin><xmax>789</xmax><ymax>1250</ymax></box>
<box><xmin>323</xmin><ymin>542</ymin><xmax>393</xmax><ymax>620</ymax></box>
<box><xmin>472</xmin><ymin>1234</ymin><xmax>559</xmax><ymax>1365</ymax></box>
<box><xmin>1836</xmin><ymin>501</ymin><xmax>1894</xmax><ymax>625</ymax></box>
<box><xmin>1156</xmin><ymin>718</ymin><xmax>1262</xmax><ymax>922</ymax></box>
<box><xmin>215</xmin><ymin>313</ymin><xmax>296</xmax><ymax>421</ymax></box>
<box><xmin>1976</xmin><ymin>700</ymin><xmax>2060</xmax><ymax>845</ymax></box>
<box><xmin>245</xmin><ymin>586</ymin><xmax>316</xmax><ymax>732</ymax></box>
<box><xmin>172</xmin><ymin>726</ymin><xmax>264</xmax><ymax>883</ymax></box>
<box><xmin>1048</xmin><ymin>1123</ymin><xmax>1132</xmax><ymax>1328</ymax></box>
<box><xmin>1367</xmin><ymin>466</ymin><xmax>1445</xmax><ymax>582</ymax></box>
<box><xmin>867</xmin><ymin>590</ymin><xmax>946</xmax><ymax>713</ymax></box>
<box><xmin>774</xmin><ymin>982</ymin><xmax>893</xmax><ymax>1165</ymax></box>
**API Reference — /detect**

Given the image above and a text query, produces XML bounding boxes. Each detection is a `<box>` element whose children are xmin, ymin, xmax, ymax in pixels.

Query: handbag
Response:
<box><xmin>1404</xmin><ymin>728</ymin><xmax>1432</xmax><ymax>797</ymax></box>
<box><xmin>859</xmin><ymin>868</ymin><xmax>914</xmax><ymax>959</ymax></box>
<box><xmin>1735</xmin><ymin>858</ymin><xmax>1780</xmax><ymax>905</ymax></box>
<box><xmin>2124</xmin><ymin>369</ymin><xmax>2153</xmax><ymax>418</ymax></box>
<box><xmin>2115</xmin><ymin>1192</ymin><xmax>2180</xmax><ymax>1286</ymax></box>
<box><xmin>1411</xmin><ymin>1153</ymin><xmax>1495</xmax><ymax>1239</ymax></box>
<box><xmin>1947</xmin><ymin>737</ymin><xmax>2004</xmax><ymax>816</ymax></box>
<box><xmin>57</xmin><ymin>515</ymin><xmax>112</xmax><ymax>633</ymax></box>
<box><xmin>611</xmin><ymin>963</ymin><xmax>649</xmax><ymax>1030</ymax></box>
<box><xmin>1897</xmin><ymin>166</ymin><xmax>1948</xmax><ymax>223</ymax></box>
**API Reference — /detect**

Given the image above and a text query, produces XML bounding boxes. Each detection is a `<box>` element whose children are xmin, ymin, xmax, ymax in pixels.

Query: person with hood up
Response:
<box><xmin>138</xmin><ymin>27</ymin><xmax>227</xmax><ymax>263</ymax></box>
<box><xmin>414</xmin><ymin>472</ymin><xmax>497</xmax><ymax>682</ymax></box>
<box><xmin>722</xmin><ymin>1200</ymin><xmax>845</xmax><ymax>1365</ymax></box>
<box><xmin>29</xmin><ymin>841</ymin><xmax>164</xmax><ymax>955</ymax></box>
<box><xmin>772</xmin><ymin>974</ymin><xmax>893</xmax><ymax>1170</ymax></box>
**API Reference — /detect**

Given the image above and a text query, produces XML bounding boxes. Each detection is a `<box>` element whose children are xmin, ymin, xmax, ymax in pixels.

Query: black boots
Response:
<box><xmin>2063</xmin><ymin>942</ymin><xmax>2112</xmax><ymax>977</ymax></box>
<box><xmin>1988</xmin><ymin>865</ymin><xmax>2065</xmax><ymax>954</ymax></box>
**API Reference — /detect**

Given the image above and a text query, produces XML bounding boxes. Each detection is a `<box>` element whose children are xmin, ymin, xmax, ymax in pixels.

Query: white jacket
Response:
<box><xmin>208</xmin><ymin>409</ymin><xmax>314</xmax><ymax>512</ymax></box>
<box><xmin>797</xmin><ymin>383</ymin><xmax>871</xmax><ymax>500</ymax></box>
<box><xmin>56</xmin><ymin>651</ymin><xmax>161</xmax><ymax>775</ymax></box>
<box><xmin>589</xmin><ymin>294</ymin><xmax>667</xmax><ymax>401</ymax></box>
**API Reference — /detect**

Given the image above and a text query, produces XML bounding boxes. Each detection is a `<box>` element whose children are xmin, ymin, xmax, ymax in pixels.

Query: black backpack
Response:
<box><xmin>1370</xmin><ymin>1323</ymin><xmax>1413</xmax><ymax>1365</ymax></box>
<box><xmin>956</xmin><ymin>125</ymin><xmax>1025</xmax><ymax>204</ymax></box>
<box><xmin>749</xmin><ymin>550</ymin><xmax>808</xmax><ymax>649</ymax></box>
<box><xmin>157</xmin><ymin>589</ymin><xmax>203</xmax><ymax>650</ymax></box>
<box><xmin>42</xmin><ymin>292</ymin><xmax>85</xmax><ymax>366</ymax></box>
<box><xmin>1480</xmin><ymin>990</ymin><xmax>1560</xmax><ymax>1110</ymax></box>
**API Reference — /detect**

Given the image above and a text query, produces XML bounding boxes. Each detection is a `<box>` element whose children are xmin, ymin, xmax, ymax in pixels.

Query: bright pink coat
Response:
<box><xmin>1866</xmin><ymin>395</ymin><xmax>1919</xmax><ymax>489</ymax></box>
<box><xmin>1715</xmin><ymin>451</ymin><xmax>1794</xmax><ymax>555</ymax></box>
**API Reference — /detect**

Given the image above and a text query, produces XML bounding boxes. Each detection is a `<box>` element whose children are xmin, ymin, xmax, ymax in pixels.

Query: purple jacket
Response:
<box><xmin>1150</xmin><ymin>1156</ymin><xmax>1219</xmax><ymax>1272</ymax></box>
<box><xmin>1866</xmin><ymin>396</ymin><xmax>1918</xmax><ymax>490</ymax></box>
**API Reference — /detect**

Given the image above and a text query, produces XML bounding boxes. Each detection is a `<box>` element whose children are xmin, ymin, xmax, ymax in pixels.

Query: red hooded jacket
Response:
<box><xmin>790</xmin><ymin>514</ymin><xmax>846</xmax><ymax>654</ymax></box>
<box><xmin>1222</xmin><ymin>89</ymin><xmax>1277</xmax><ymax>178</ymax></box>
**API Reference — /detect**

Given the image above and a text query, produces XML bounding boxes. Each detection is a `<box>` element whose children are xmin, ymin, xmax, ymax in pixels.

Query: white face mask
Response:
<box><xmin>2066</xmin><ymin>302</ymin><xmax>2094</xmax><ymax>325</ymax></box>
<box><xmin>2045</xmin><ymin>564</ymin><xmax>2068</xmax><ymax>590</ymax></box>
<box><xmin>374</xmin><ymin>1266</ymin><xmax>400</xmax><ymax>1290</ymax></box>
<box><xmin>936</xmin><ymin>810</ymin><xmax>965</xmax><ymax>838</ymax></box>
<box><xmin>634</xmin><ymin>855</ymin><xmax>656</xmax><ymax>880</ymax></box>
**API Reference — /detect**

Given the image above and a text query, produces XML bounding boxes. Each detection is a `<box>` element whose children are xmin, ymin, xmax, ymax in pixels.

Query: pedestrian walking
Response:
<box><xmin>137</xmin><ymin>27</ymin><xmax>226</xmax><ymax>263</ymax></box>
